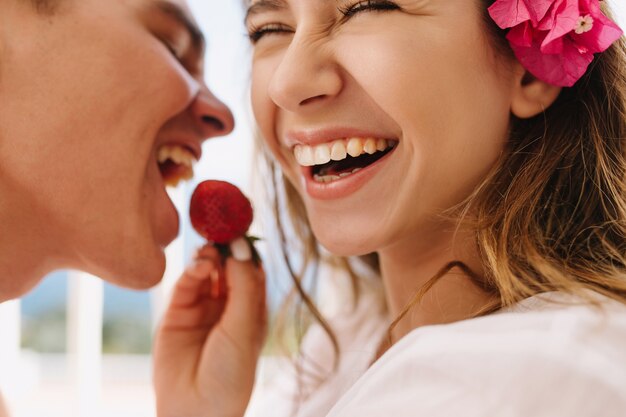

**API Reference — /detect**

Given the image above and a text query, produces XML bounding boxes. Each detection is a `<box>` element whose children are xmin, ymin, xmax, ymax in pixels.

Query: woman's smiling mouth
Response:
<box><xmin>294</xmin><ymin>137</ymin><xmax>397</xmax><ymax>183</ymax></box>
<box><xmin>291</xmin><ymin>136</ymin><xmax>399</xmax><ymax>200</ymax></box>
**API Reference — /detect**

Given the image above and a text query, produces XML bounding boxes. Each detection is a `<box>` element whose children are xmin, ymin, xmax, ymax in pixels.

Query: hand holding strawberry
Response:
<box><xmin>153</xmin><ymin>180</ymin><xmax>266</xmax><ymax>417</ymax></box>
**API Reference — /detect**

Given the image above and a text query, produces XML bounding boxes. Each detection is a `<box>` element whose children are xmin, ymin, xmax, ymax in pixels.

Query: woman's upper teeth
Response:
<box><xmin>294</xmin><ymin>137</ymin><xmax>394</xmax><ymax>167</ymax></box>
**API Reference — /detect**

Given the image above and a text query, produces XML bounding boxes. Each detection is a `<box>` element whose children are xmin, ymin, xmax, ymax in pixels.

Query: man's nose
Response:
<box><xmin>191</xmin><ymin>85</ymin><xmax>235</xmax><ymax>139</ymax></box>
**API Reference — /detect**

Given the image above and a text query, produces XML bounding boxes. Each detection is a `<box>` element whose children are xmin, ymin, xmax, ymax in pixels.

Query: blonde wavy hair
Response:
<box><xmin>254</xmin><ymin>0</ymin><xmax>626</xmax><ymax>366</ymax></box>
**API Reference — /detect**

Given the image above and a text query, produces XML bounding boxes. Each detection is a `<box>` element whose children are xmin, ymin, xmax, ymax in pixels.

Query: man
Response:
<box><xmin>0</xmin><ymin>1</ymin><xmax>267</xmax><ymax>416</ymax></box>
<box><xmin>0</xmin><ymin>0</ymin><xmax>235</xmax><ymax>298</ymax></box>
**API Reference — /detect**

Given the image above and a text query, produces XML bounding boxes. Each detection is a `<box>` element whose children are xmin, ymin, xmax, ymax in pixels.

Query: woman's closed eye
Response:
<box><xmin>246</xmin><ymin>0</ymin><xmax>401</xmax><ymax>45</ymax></box>
<box><xmin>247</xmin><ymin>23</ymin><xmax>293</xmax><ymax>44</ymax></box>
<box><xmin>338</xmin><ymin>0</ymin><xmax>401</xmax><ymax>19</ymax></box>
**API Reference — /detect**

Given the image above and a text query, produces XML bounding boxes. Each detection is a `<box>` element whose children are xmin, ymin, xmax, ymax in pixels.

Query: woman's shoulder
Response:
<box><xmin>326</xmin><ymin>291</ymin><xmax>626</xmax><ymax>417</ymax></box>
<box><xmin>433</xmin><ymin>290</ymin><xmax>626</xmax><ymax>346</ymax></box>
<box><xmin>384</xmin><ymin>291</ymin><xmax>626</xmax><ymax>362</ymax></box>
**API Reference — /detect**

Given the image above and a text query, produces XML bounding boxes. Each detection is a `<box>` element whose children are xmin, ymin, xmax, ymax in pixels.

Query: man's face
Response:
<box><xmin>0</xmin><ymin>0</ymin><xmax>234</xmax><ymax>290</ymax></box>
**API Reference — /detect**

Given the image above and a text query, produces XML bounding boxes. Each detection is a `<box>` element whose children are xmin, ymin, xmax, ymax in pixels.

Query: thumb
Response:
<box><xmin>219</xmin><ymin>237</ymin><xmax>267</xmax><ymax>347</ymax></box>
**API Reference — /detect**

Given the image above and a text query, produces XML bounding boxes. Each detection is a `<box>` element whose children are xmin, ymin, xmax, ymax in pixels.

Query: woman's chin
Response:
<box><xmin>317</xmin><ymin>235</ymin><xmax>379</xmax><ymax>258</ymax></box>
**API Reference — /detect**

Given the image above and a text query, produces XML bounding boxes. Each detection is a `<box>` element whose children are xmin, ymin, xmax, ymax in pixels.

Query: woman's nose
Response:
<box><xmin>191</xmin><ymin>85</ymin><xmax>235</xmax><ymax>139</ymax></box>
<box><xmin>268</xmin><ymin>38</ymin><xmax>343</xmax><ymax>112</ymax></box>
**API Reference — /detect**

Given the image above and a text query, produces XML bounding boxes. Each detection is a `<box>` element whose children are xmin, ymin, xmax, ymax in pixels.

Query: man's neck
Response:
<box><xmin>0</xmin><ymin>194</ymin><xmax>56</xmax><ymax>301</ymax></box>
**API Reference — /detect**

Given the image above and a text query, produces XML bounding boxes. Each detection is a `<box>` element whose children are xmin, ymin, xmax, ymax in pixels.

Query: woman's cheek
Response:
<box><xmin>251</xmin><ymin>63</ymin><xmax>283</xmax><ymax>153</ymax></box>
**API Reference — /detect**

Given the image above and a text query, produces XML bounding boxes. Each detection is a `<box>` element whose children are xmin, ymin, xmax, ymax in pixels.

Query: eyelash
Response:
<box><xmin>338</xmin><ymin>0</ymin><xmax>400</xmax><ymax>18</ymax></box>
<box><xmin>247</xmin><ymin>23</ymin><xmax>292</xmax><ymax>44</ymax></box>
<box><xmin>164</xmin><ymin>43</ymin><xmax>180</xmax><ymax>59</ymax></box>
<box><xmin>247</xmin><ymin>0</ymin><xmax>400</xmax><ymax>44</ymax></box>
<box><xmin>156</xmin><ymin>34</ymin><xmax>184</xmax><ymax>62</ymax></box>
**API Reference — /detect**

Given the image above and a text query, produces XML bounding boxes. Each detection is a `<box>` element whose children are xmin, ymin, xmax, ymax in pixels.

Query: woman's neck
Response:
<box><xmin>377</xmin><ymin>226</ymin><xmax>495</xmax><ymax>343</ymax></box>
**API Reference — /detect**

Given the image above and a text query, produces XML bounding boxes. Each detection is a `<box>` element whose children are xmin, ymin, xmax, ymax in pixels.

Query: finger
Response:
<box><xmin>219</xmin><ymin>238</ymin><xmax>267</xmax><ymax>346</ymax></box>
<box><xmin>168</xmin><ymin>257</ymin><xmax>220</xmax><ymax>309</ymax></box>
<box><xmin>194</xmin><ymin>243</ymin><xmax>221</xmax><ymax>261</ymax></box>
<box><xmin>160</xmin><ymin>246</ymin><xmax>226</xmax><ymax>329</ymax></box>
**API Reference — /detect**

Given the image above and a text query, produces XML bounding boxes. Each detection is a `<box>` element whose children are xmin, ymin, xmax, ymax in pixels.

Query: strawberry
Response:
<box><xmin>190</xmin><ymin>180</ymin><xmax>254</xmax><ymax>244</ymax></box>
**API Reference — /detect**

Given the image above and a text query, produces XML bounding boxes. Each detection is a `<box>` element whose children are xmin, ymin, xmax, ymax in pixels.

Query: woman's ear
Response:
<box><xmin>510</xmin><ymin>63</ymin><xmax>562</xmax><ymax>119</ymax></box>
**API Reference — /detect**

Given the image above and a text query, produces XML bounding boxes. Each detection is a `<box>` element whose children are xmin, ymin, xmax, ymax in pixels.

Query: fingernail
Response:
<box><xmin>186</xmin><ymin>259</ymin><xmax>212</xmax><ymax>278</ymax></box>
<box><xmin>230</xmin><ymin>237</ymin><xmax>252</xmax><ymax>262</ymax></box>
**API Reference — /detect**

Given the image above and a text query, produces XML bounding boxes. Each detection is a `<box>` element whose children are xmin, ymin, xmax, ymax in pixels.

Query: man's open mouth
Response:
<box><xmin>294</xmin><ymin>137</ymin><xmax>397</xmax><ymax>183</ymax></box>
<box><xmin>157</xmin><ymin>144</ymin><xmax>197</xmax><ymax>187</ymax></box>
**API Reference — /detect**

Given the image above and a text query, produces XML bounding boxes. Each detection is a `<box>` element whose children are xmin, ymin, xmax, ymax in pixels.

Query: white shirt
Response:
<box><xmin>248</xmin><ymin>290</ymin><xmax>626</xmax><ymax>417</ymax></box>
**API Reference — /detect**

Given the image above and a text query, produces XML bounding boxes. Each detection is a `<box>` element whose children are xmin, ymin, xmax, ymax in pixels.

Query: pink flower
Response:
<box><xmin>488</xmin><ymin>0</ymin><xmax>623</xmax><ymax>87</ymax></box>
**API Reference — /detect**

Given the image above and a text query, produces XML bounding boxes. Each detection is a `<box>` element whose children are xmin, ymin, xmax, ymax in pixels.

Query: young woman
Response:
<box><xmin>146</xmin><ymin>1</ymin><xmax>626</xmax><ymax>416</ymax></box>
<box><xmin>222</xmin><ymin>0</ymin><xmax>626</xmax><ymax>415</ymax></box>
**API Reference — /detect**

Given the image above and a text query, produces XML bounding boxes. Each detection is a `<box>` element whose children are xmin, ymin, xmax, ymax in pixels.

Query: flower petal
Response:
<box><xmin>541</xmin><ymin>36</ymin><xmax>565</xmax><ymax>55</ymax></box>
<box><xmin>507</xmin><ymin>21</ymin><xmax>534</xmax><ymax>48</ymax></box>
<box><xmin>540</xmin><ymin>0</ymin><xmax>579</xmax><ymax>47</ymax></box>
<box><xmin>488</xmin><ymin>0</ymin><xmax>531</xmax><ymax>29</ymax></box>
<box><xmin>523</xmin><ymin>0</ymin><xmax>555</xmax><ymax>25</ymax></box>
<box><xmin>512</xmin><ymin>38</ymin><xmax>594</xmax><ymax>87</ymax></box>
<box><xmin>574</xmin><ymin>9</ymin><xmax>624</xmax><ymax>53</ymax></box>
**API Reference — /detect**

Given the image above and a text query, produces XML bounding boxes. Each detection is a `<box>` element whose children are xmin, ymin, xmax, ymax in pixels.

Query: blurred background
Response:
<box><xmin>1</xmin><ymin>1</ymin><xmax>626</xmax><ymax>416</ymax></box>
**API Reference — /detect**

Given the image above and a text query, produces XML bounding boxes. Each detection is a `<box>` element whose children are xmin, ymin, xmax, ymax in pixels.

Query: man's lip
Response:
<box><xmin>153</xmin><ymin>163</ymin><xmax>181</xmax><ymax>247</ymax></box>
<box><xmin>283</xmin><ymin>127</ymin><xmax>398</xmax><ymax>148</ymax></box>
<box><xmin>162</xmin><ymin>202</ymin><xmax>180</xmax><ymax>247</ymax></box>
<box><xmin>157</xmin><ymin>138</ymin><xmax>203</xmax><ymax>161</ymax></box>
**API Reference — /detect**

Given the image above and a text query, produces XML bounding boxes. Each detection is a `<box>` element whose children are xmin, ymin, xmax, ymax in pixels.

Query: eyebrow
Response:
<box><xmin>152</xmin><ymin>0</ymin><xmax>206</xmax><ymax>53</ymax></box>
<box><xmin>244</xmin><ymin>0</ymin><xmax>288</xmax><ymax>24</ymax></box>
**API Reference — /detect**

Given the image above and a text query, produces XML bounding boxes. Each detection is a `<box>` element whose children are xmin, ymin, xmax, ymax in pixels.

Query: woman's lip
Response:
<box><xmin>301</xmin><ymin>146</ymin><xmax>397</xmax><ymax>200</ymax></box>
<box><xmin>284</xmin><ymin>127</ymin><xmax>398</xmax><ymax>148</ymax></box>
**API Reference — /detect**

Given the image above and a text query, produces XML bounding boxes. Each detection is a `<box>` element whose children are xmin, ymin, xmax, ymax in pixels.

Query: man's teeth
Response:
<box><xmin>157</xmin><ymin>144</ymin><xmax>197</xmax><ymax>187</ymax></box>
<box><xmin>157</xmin><ymin>144</ymin><xmax>197</xmax><ymax>167</ymax></box>
<box><xmin>293</xmin><ymin>137</ymin><xmax>395</xmax><ymax>167</ymax></box>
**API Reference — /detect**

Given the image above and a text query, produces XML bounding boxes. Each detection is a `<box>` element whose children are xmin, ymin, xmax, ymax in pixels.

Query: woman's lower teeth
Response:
<box><xmin>314</xmin><ymin>167</ymin><xmax>362</xmax><ymax>183</ymax></box>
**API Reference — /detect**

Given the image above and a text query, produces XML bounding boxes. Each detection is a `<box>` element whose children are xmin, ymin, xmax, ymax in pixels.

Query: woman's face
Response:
<box><xmin>249</xmin><ymin>0</ymin><xmax>518</xmax><ymax>256</ymax></box>
<box><xmin>0</xmin><ymin>0</ymin><xmax>234</xmax><ymax>291</ymax></box>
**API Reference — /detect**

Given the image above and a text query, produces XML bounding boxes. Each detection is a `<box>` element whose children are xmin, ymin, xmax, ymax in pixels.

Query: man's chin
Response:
<box><xmin>120</xmin><ymin>263</ymin><xmax>166</xmax><ymax>290</ymax></box>
<box><xmin>0</xmin><ymin>283</ymin><xmax>34</xmax><ymax>303</ymax></box>
<box><xmin>94</xmin><ymin>251</ymin><xmax>167</xmax><ymax>290</ymax></box>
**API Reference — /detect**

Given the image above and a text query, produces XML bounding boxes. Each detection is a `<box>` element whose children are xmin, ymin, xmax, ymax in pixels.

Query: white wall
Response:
<box><xmin>615</xmin><ymin>1</ymin><xmax>626</xmax><ymax>24</ymax></box>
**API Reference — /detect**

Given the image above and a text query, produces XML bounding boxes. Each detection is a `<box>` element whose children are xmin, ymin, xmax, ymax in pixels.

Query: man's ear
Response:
<box><xmin>510</xmin><ymin>64</ymin><xmax>562</xmax><ymax>119</ymax></box>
